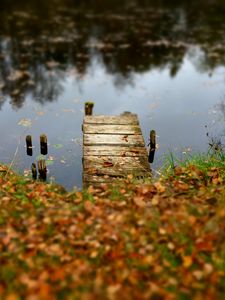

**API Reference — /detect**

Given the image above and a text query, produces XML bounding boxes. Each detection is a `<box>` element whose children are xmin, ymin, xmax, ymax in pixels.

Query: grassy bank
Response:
<box><xmin>0</xmin><ymin>152</ymin><xmax>225</xmax><ymax>300</ymax></box>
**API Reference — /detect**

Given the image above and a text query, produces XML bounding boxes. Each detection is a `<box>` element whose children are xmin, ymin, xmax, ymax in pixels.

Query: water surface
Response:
<box><xmin>0</xmin><ymin>0</ymin><xmax>225</xmax><ymax>189</ymax></box>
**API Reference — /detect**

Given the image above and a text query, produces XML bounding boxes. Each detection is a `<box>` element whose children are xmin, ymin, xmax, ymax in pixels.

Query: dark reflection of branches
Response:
<box><xmin>0</xmin><ymin>0</ymin><xmax>225</xmax><ymax>109</ymax></box>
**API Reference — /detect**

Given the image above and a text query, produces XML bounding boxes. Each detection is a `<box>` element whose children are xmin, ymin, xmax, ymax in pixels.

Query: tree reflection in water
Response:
<box><xmin>0</xmin><ymin>0</ymin><xmax>225</xmax><ymax>109</ymax></box>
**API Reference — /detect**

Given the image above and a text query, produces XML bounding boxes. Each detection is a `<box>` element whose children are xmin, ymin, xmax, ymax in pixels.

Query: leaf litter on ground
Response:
<box><xmin>0</xmin><ymin>161</ymin><xmax>225</xmax><ymax>300</ymax></box>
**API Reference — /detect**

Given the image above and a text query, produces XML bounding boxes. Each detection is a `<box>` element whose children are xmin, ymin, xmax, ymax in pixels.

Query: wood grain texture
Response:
<box><xmin>84</xmin><ymin>134</ymin><xmax>145</xmax><ymax>146</ymax></box>
<box><xmin>83</xmin><ymin>167</ymin><xmax>148</xmax><ymax>177</ymax></box>
<box><xmin>83</xmin><ymin>156</ymin><xmax>150</xmax><ymax>177</ymax></box>
<box><xmin>84</xmin><ymin>115</ymin><xmax>139</xmax><ymax>125</ymax></box>
<box><xmin>83</xmin><ymin>124</ymin><xmax>141</xmax><ymax>135</ymax></box>
<box><xmin>83</xmin><ymin>145</ymin><xmax>148</xmax><ymax>157</ymax></box>
<box><xmin>83</xmin><ymin>113</ymin><xmax>150</xmax><ymax>187</ymax></box>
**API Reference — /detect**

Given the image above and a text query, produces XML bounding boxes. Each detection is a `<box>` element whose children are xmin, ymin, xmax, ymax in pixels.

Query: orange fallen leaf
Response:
<box><xmin>133</xmin><ymin>196</ymin><xmax>145</xmax><ymax>207</ymax></box>
<box><xmin>154</xmin><ymin>182</ymin><xmax>166</xmax><ymax>193</ymax></box>
<box><xmin>84</xmin><ymin>200</ymin><xmax>93</xmax><ymax>212</ymax></box>
<box><xmin>183</xmin><ymin>256</ymin><xmax>193</xmax><ymax>268</ymax></box>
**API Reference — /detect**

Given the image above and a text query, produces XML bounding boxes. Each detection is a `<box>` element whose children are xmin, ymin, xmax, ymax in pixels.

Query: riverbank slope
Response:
<box><xmin>0</xmin><ymin>155</ymin><xmax>225</xmax><ymax>299</ymax></box>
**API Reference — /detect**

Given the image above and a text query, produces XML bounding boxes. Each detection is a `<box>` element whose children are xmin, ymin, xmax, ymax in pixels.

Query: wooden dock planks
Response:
<box><xmin>83</xmin><ymin>113</ymin><xmax>150</xmax><ymax>187</ymax></box>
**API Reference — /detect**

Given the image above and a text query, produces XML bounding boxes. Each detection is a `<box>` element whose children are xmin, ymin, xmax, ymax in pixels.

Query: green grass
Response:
<box><xmin>161</xmin><ymin>149</ymin><xmax>225</xmax><ymax>179</ymax></box>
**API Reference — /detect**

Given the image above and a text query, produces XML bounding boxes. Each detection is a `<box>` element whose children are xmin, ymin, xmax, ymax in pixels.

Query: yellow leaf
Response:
<box><xmin>5</xmin><ymin>294</ymin><xmax>19</xmax><ymax>300</ymax></box>
<box><xmin>183</xmin><ymin>256</ymin><xmax>193</xmax><ymax>268</ymax></box>
<box><xmin>151</xmin><ymin>195</ymin><xmax>159</xmax><ymax>205</ymax></box>
<box><xmin>90</xmin><ymin>251</ymin><xmax>98</xmax><ymax>258</ymax></box>
<box><xmin>159</xmin><ymin>228</ymin><xmax>166</xmax><ymax>235</ymax></box>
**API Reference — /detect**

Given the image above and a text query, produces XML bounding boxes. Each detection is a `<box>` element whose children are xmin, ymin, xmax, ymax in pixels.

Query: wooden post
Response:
<box><xmin>148</xmin><ymin>130</ymin><xmax>156</xmax><ymax>163</ymax></box>
<box><xmin>26</xmin><ymin>135</ymin><xmax>33</xmax><ymax>156</ymax></box>
<box><xmin>85</xmin><ymin>102</ymin><xmax>94</xmax><ymax>116</ymax></box>
<box><xmin>40</xmin><ymin>134</ymin><xmax>48</xmax><ymax>155</ymax></box>
<box><xmin>31</xmin><ymin>163</ymin><xmax>37</xmax><ymax>180</ymax></box>
<box><xmin>38</xmin><ymin>160</ymin><xmax>47</xmax><ymax>181</ymax></box>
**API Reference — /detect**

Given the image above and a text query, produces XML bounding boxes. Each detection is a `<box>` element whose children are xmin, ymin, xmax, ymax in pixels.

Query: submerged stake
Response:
<box><xmin>31</xmin><ymin>163</ymin><xmax>37</xmax><ymax>180</ymax></box>
<box><xmin>85</xmin><ymin>102</ymin><xmax>94</xmax><ymax>116</ymax></box>
<box><xmin>38</xmin><ymin>159</ymin><xmax>47</xmax><ymax>181</ymax></box>
<box><xmin>26</xmin><ymin>135</ymin><xmax>33</xmax><ymax>156</ymax></box>
<box><xmin>40</xmin><ymin>134</ymin><xmax>48</xmax><ymax>155</ymax></box>
<box><xmin>148</xmin><ymin>130</ymin><xmax>156</xmax><ymax>163</ymax></box>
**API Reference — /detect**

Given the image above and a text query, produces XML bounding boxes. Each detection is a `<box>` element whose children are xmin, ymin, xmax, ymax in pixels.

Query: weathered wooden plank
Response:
<box><xmin>84</xmin><ymin>134</ymin><xmax>145</xmax><ymax>146</ymax></box>
<box><xmin>84</xmin><ymin>156</ymin><xmax>149</xmax><ymax>165</ymax></box>
<box><xmin>84</xmin><ymin>156</ymin><xmax>150</xmax><ymax>176</ymax></box>
<box><xmin>83</xmin><ymin>145</ymin><xmax>148</xmax><ymax>157</ymax></box>
<box><xmin>84</xmin><ymin>166</ymin><xmax>149</xmax><ymax>177</ymax></box>
<box><xmin>83</xmin><ymin>124</ymin><xmax>141</xmax><ymax>135</ymax></box>
<box><xmin>84</xmin><ymin>115</ymin><xmax>139</xmax><ymax>125</ymax></box>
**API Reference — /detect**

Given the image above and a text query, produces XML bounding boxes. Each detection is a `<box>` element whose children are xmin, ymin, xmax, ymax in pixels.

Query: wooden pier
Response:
<box><xmin>82</xmin><ymin>112</ymin><xmax>151</xmax><ymax>187</ymax></box>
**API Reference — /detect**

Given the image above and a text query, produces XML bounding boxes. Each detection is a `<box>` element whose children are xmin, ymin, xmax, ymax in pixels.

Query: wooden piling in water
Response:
<box><xmin>40</xmin><ymin>134</ymin><xmax>48</xmax><ymax>155</ymax></box>
<box><xmin>38</xmin><ymin>160</ymin><xmax>47</xmax><ymax>181</ymax></box>
<box><xmin>26</xmin><ymin>135</ymin><xmax>33</xmax><ymax>156</ymax></box>
<box><xmin>148</xmin><ymin>130</ymin><xmax>156</xmax><ymax>163</ymax></box>
<box><xmin>31</xmin><ymin>163</ymin><xmax>37</xmax><ymax>180</ymax></box>
<box><xmin>85</xmin><ymin>102</ymin><xmax>94</xmax><ymax>116</ymax></box>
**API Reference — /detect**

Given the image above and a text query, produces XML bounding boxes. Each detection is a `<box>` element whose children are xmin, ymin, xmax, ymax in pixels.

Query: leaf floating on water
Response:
<box><xmin>36</xmin><ymin>111</ymin><xmax>45</xmax><ymax>116</ymax></box>
<box><xmin>54</xmin><ymin>144</ymin><xmax>63</xmax><ymax>149</ymax></box>
<box><xmin>23</xmin><ymin>169</ymin><xmax>31</xmax><ymax>177</ymax></box>
<box><xmin>149</xmin><ymin>102</ymin><xmax>159</xmax><ymax>110</ymax></box>
<box><xmin>71</xmin><ymin>138</ymin><xmax>82</xmax><ymax>145</ymax></box>
<box><xmin>18</xmin><ymin>118</ymin><xmax>32</xmax><ymax>127</ymax></box>
<box><xmin>45</xmin><ymin>156</ymin><xmax>55</xmax><ymax>166</ymax></box>
<box><xmin>62</xmin><ymin>108</ymin><xmax>75</xmax><ymax>113</ymax></box>
<box><xmin>46</xmin><ymin>160</ymin><xmax>54</xmax><ymax>166</ymax></box>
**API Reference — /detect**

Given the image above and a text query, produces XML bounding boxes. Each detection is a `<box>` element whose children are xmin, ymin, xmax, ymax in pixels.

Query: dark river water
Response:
<box><xmin>0</xmin><ymin>0</ymin><xmax>225</xmax><ymax>190</ymax></box>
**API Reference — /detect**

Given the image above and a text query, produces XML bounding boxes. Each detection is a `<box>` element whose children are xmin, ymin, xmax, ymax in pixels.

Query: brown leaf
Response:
<box><xmin>133</xmin><ymin>196</ymin><xmax>145</xmax><ymax>207</ymax></box>
<box><xmin>103</xmin><ymin>161</ymin><xmax>114</xmax><ymax>167</ymax></box>
<box><xmin>122</xmin><ymin>135</ymin><xmax>129</xmax><ymax>142</ymax></box>
<box><xmin>154</xmin><ymin>182</ymin><xmax>166</xmax><ymax>193</ymax></box>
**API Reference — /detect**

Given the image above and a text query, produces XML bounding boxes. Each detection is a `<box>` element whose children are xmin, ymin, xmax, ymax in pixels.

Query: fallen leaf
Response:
<box><xmin>18</xmin><ymin>118</ymin><xmax>32</xmax><ymax>127</ymax></box>
<box><xmin>133</xmin><ymin>196</ymin><xmax>145</xmax><ymax>207</ymax></box>
<box><xmin>154</xmin><ymin>182</ymin><xmax>166</xmax><ymax>193</ymax></box>
<box><xmin>103</xmin><ymin>161</ymin><xmax>114</xmax><ymax>167</ymax></box>
<box><xmin>54</xmin><ymin>144</ymin><xmax>63</xmax><ymax>149</ymax></box>
<box><xmin>183</xmin><ymin>256</ymin><xmax>193</xmax><ymax>268</ymax></box>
